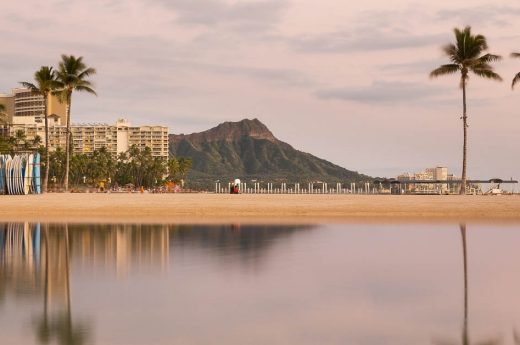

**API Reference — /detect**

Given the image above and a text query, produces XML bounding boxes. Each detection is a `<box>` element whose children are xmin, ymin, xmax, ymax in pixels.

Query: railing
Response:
<box><xmin>214</xmin><ymin>182</ymin><xmax>375</xmax><ymax>194</ymax></box>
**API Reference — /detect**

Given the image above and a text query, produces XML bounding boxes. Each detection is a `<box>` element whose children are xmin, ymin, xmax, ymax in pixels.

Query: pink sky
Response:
<box><xmin>1</xmin><ymin>0</ymin><xmax>520</xmax><ymax>179</ymax></box>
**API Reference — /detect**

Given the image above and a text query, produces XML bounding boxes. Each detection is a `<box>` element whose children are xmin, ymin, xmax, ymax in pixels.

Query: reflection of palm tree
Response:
<box><xmin>460</xmin><ymin>223</ymin><xmax>469</xmax><ymax>345</ymax></box>
<box><xmin>35</xmin><ymin>224</ymin><xmax>90</xmax><ymax>345</ymax></box>
<box><xmin>434</xmin><ymin>224</ymin><xmax>499</xmax><ymax>345</ymax></box>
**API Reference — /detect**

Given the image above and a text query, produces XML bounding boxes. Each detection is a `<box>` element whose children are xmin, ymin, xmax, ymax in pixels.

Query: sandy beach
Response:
<box><xmin>0</xmin><ymin>193</ymin><xmax>519</xmax><ymax>223</ymax></box>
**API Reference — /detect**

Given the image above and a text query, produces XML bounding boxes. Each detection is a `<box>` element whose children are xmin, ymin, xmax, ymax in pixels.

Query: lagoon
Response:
<box><xmin>1</xmin><ymin>222</ymin><xmax>519</xmax><ymax>345</ymax></box>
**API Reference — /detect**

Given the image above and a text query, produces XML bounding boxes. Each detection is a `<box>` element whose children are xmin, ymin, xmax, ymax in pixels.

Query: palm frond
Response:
<box><xmin>430</xmin><ymin>64</ymin><xmax>460</xmax><ymax>78</ymax></box>
<box><xmin>55</xmin><ymin>55</ymin><xmax>97</xmax><ymax>95</ymax></box>
<box><xmin>512</xmin><ymin>72</ymin><xmax>520</xmax><ymax>89</ymax></box>
<box><xmin>78</xmin><ymin>67</ymin><xmax>97</xmax><ymax>79</ymax></box>
<box><xmin>471</xmin><ymin>68</ymin><xmax>502</xmax><ymax>81</ymax></box>
<box><xmin>19</xmin><ymin>81</ymin><xmax>39</xmax><ymax>92</ymax></box>
<box><xmin>74</xmin><ymin>85</ymin><xmax>97</xmax><ymax>95</ymax></box>
<box><xmin>478</xmin><ymin>53</ymin><xmax>502</xmax><ymax>63</ymax></box>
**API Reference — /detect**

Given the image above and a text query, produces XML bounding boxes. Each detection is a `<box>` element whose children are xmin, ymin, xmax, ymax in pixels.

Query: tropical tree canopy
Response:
<box><xmin>430</xmin><ymin>26</ymin><xmax>502</xmax><ymax>84</ymax></box>
<box><xmin>54</xmin><ymin>55</ymin><xmax>97</xmax><ymax>102</ymax></box>
<box><xmin>20</xmin><ymin>66</ymin><xmax>59</xmax><ymax>97</ymax></box>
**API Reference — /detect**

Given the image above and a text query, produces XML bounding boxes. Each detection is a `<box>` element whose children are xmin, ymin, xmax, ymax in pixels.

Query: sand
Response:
<box><xmin>0</xmin><ymin>193</ymin><xmax>519</xmax><ymax>223</ymax></box>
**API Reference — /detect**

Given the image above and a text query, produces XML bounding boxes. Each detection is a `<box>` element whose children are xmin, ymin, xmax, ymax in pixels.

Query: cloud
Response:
<box><xmin>153</xmin><ymin>0</ymin><xmax>288</xmax><ymax>33</ymax></box>
<box><xmin>315</xmin><ymin>81</ymin><xmax>447</xmax><ymax>104</ymax></box>
<box><xmin>286</xmin><ymin>7</ymin><xmax>447</xmax><ymax>54</ymax></box>
<box><xmin>436</xmin><ymin>5</ymin><xmax>520</xmax><ymax>27</ymax></box>
<box><xmin>380</xmin><ymin>59</ymin><xmax>447</xmax><ymax>75</ymax></box>
<box><xmin>290</xmin><ymin>28</ymin><xmax>445</xmax><ymax>53</ymax></box>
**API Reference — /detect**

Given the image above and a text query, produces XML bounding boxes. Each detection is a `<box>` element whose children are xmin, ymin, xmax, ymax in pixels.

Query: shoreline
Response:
<box><xmin>1</xmin><ymin>193</ymin><xmax>520</xmax><ymax>223</ymax></box>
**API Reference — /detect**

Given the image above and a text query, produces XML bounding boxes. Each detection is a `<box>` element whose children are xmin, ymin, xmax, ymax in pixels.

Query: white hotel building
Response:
<box><xmin>10</xmin><ymin>118</ymin><xmax>169</xmax><ymax>158</ymax></box>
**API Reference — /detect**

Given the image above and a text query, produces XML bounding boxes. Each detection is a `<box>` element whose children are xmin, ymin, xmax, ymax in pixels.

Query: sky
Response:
<box><xmin>1</xmin><ymin>0</ymin><xmax>520</xmax><ymax>179</ymax></box>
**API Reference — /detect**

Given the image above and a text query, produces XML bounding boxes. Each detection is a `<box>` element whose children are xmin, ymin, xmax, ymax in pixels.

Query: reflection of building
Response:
<box><xmin>0</xmin><ymin>222</ymin><xmax>42</xmax><ymax>300</ymax></box>
<box><xmin>9</xmin><ymin>119</ymin><xmax>169</xmax><ymax>157</ymax></box>
<box><xmin>70</xmin><ymin>224</ymin><xmax>170</xmax><ymax>276</ymax></box>
<box><xmin>0</xmin><ymin>88</ymin><xmax>67</xmax><ymax>125</ymax></box>
<box><xmin>0</xmin><ymin>223</ymin><xmax>171</xmax><ymax>303</ymax></box>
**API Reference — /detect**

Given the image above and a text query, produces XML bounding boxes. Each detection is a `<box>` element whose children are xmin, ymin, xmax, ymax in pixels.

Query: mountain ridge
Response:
<box><xmin>169</xmin><ymin>119</ymin><xmax>371</xmax><ymax>189</ymax></box>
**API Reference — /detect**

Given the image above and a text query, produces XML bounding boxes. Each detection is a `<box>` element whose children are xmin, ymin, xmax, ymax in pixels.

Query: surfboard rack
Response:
<box><xmin>0</xmin><ymin>153</ymin><xmax>42</xmax><ymax>195</ymax></box>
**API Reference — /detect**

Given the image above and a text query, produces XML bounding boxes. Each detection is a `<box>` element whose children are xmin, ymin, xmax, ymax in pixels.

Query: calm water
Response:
<box><xmin>1</xmin><ymin>222</ymin><xmax>520</xmax><ymax>345</ymax></box>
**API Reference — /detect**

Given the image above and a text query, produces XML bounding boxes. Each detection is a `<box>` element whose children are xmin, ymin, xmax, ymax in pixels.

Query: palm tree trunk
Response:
<box><xmin>461</xmin><ymin>77</ymin><xmax>468</xmax><ymax>195</ymax></box>
<box><xmin>43</xmin><ymin>93</ymin><xmax>50</xmax><ymax>193</ymax></box>
<box><xmin>64</xmin><ymin>95</ymin><xmax>71</xmax><ymax>192</ymax></box>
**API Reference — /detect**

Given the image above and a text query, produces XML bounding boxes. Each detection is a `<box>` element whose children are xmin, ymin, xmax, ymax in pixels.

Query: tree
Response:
<box><xmin>430</xmin><ymin>27</ymin><xmax>502</xmax><ymax>194</ymax></box>
<box><xmin>167</xmin><ymin>156</ymin><xmax>192</xmax><ymax>184</ymax></box>
<box><xmin>54</xmin><ymin>55</ymin><xmax>96</xmax><ymax>192</ymax></box>
<box><xmin>49</xmin><ymin>147</ymin><xmax>66</xmax><ymax>188</ymax></box>
<box><xmin>20</xmin><ymin>66</ymin><xmax>60</xmax><ymax>193</ymax></box>
<box><xmin>118</xmin><ymin>146</ymin><xmax>167</xmax><ymax>188</ymax></box>
<box><xmin>511</xmin><ymin>52</ymin><xmax>520</xmax><ymax>89</ymax></box>
<box><xmin>0</xmin><ymin>104</ymin><xmax>6</xmax><ymax>124</ymax></box>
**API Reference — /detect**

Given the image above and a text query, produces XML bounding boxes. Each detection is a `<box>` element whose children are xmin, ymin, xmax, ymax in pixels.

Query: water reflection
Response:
<box><xmin>0</xmin><ymin>222</ymin><xmax>311</xmax><ymax>345</ymax></box>
<box><xmin>1</xmin><ymin>222</ymin><xmax>519</xmax><ymax>345</ymax></box>
<box><xmin>433</xmin><ymin>224</ymin><xmax>500</xmax><ymax>345</ymax></box>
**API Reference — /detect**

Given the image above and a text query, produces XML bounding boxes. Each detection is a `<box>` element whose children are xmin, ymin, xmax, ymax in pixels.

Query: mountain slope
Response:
<box><xmin>169</xmin><ymin>119</ymin><xmax>370</xmax><ymax>189</ymax></box>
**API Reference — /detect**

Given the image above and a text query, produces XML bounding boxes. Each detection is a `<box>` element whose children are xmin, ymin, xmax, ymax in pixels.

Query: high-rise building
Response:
<box><xmin>9</xmin><ymin>119</ymin><xmax>169</xmax><ymax>158</ymax></box>
<box><xmin>0</xmin><ymin>88</ymin><xmax>67</xmax><ymax>125</ymax></box>
<box><xmin>0</xmin><ymin>93</ymin><xmax>15</xmax><ymax>124</ymax></box>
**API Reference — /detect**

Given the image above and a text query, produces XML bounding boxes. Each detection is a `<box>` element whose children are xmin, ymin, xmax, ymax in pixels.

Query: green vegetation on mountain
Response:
<box><xmin>169</xmin><ymin>119</ymin><xmax>370</xmax><ymax>189</ymax></box>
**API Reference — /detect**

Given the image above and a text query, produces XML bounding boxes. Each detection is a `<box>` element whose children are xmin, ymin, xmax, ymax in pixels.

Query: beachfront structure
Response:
<box><xmin>0</xmin><ymin>88</ymin><xmax>66</xmax><ymax>125</ymax></box>
<box><xmin>9</xmin><ymin>119</ymin><xmax>169</xmax><ymax>158</ymax></box>
<box><xmin>397</xmin><ymin>166</ymin><xmax>452</xmax><ymax>193</ymax></box>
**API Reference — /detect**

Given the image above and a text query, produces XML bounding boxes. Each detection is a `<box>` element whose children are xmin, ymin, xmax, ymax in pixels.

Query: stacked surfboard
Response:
<box><xmin>0</xmin><ymin>153</ymin><xmax>42</xmax><ymax>195</ymax></box>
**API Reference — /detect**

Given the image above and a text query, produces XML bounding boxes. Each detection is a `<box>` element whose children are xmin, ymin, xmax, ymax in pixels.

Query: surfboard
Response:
<box><xmin>0</xmin><ymin>156</ymin><xmax>5</xmax><ymax>195</ymax></box>
<box><xmin>26</xmin><ymin>153</ymin><xmax>36</xmax><ymax>194</ymax></box>
<box><xmin>6</xmin><ymin>157</ymin><xmax>13</xmax><ymax>195</ymax></box>
<box><xmin>23</xmin><ymin>155</ymin><xmax>30</xmax><ymax>195</ymax></box>
<box><xmin>13</xmin><ymin>155</ymin><xmax>21</xmax><ymax>195</ymax></box>
<box><xmin>33</xmin><ymin>153</ymin><xmax>41</xmax><ymax>194</ymax></box>
<box><xmin>16</xmin><ymin>155</ymin><xmax>23</xmax><ymax>195</ymax></box>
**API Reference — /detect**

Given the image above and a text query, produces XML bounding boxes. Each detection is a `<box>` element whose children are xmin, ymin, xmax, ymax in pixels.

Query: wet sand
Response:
<box><xmin>0</xmin><ymin>193</ymin><xmax>519</xmax><ymax>223</ymax></box>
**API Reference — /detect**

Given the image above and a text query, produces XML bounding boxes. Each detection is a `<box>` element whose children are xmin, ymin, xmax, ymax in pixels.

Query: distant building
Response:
<box><xmin>397</xmin><ymin>166</ymin><xmax>453</xmax><ymax>194</ymax></box>
<box><xmin>9</xmin><ymin>119</ymin><xmax>169</xmax><ymax>158</ymax></box>
<box><xmin>0</xmin><ymin>88</ymin><xmax>67</xmax><ymax>125</ymax></box>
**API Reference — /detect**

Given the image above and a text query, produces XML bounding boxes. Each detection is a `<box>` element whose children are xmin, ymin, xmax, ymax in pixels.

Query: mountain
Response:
<box><xmin>169</xmin><ymin>118</ymin><xmax>371</xmax><ymax>189</ymax></box>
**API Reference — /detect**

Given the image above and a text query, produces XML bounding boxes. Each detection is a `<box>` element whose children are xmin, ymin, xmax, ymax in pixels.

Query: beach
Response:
<box><xmin>1</xmin><ymin>193</ymin><xmax>519</xmax><ymax>223</ymax></box>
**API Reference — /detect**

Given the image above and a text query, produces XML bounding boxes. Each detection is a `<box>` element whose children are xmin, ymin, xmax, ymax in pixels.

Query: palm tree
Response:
<box><xmin>20</xmin><ymin>66</ymin><xmax>59</xmax><ymax>193</ymax></box>
<box><xmin>430</xmin><ymin>27</ymin><xmax>502</xmax><ymax>194</ymax></box>
<box><xmin>54</xmin><ymin>55</ymin><xmax>96</xmax><ymax>191</ymax></box>
<box><xmin>511</xmin><ymin>53</ymin><xmax>520</xmax><ymax>89</ymax></box>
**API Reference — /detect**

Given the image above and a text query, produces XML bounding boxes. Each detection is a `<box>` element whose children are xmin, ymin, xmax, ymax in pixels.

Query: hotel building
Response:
<box><xmin>0</xmin><ymin>88</ymin><xmax>67</xmax><ymax>125</ymax></box>
<box><xmin>9</xmin><ymin>118</ymin><xmax>169</xmax><ymax>158</ymax></box>
<box><xmin>397</xmin><ymin>166</ymin><xmax>453</xmax><ymax>193</ymax></box>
